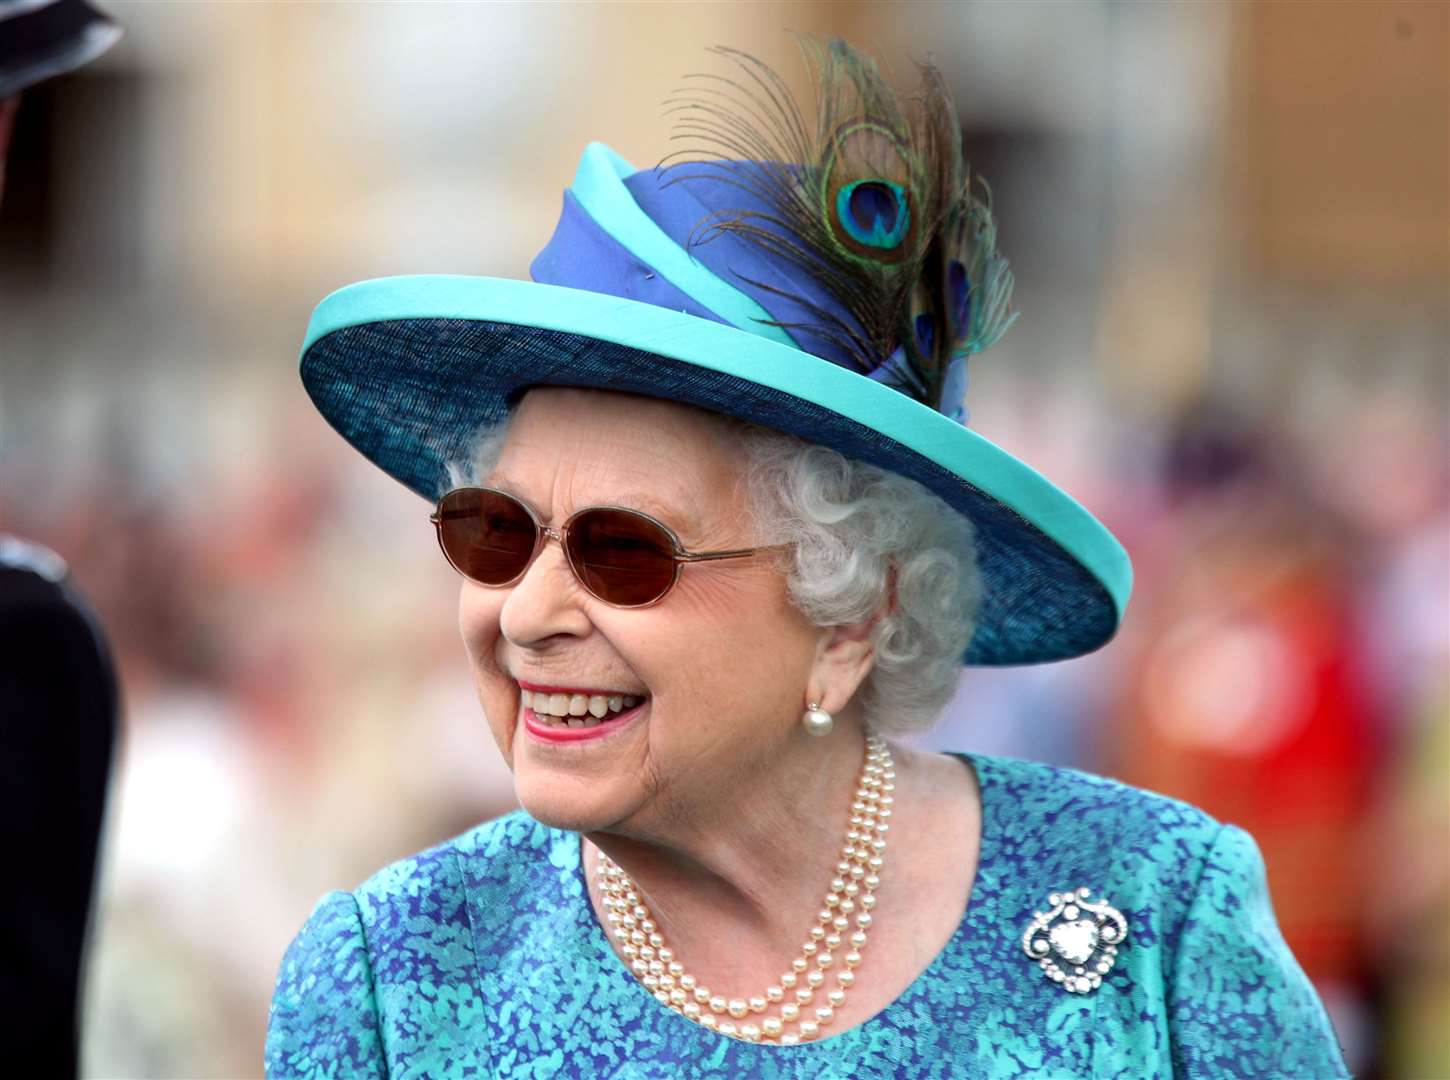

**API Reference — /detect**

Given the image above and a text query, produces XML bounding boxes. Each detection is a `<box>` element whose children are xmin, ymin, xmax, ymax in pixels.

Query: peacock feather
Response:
<box><xmin>661</xmin><ymin>39</ymin><xmax>1018</xmax><ymax>415</ymax></box>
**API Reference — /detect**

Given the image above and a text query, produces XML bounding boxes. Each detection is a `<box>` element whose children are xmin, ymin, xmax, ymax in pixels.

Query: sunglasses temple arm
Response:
<box><xmin>677</xmin><ymin>543</ymin><xmax>789</xmax><ymax>564</ymax></box>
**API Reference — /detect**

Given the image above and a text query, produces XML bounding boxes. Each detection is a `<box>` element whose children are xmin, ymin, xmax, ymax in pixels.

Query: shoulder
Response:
<box><xmin>968</xmin><ymin>752</ymin><xmax>1225</xmax><ymax>870</ymax></box>
<box><xmin>349</xmin><ymin>808</ymin><xmax>555</xmax><ymax>938</ymax></box>
<box><xmin>267</xmin><ymin>810</ymin><xmax>566</xmax><ymax>1076</ymax></box>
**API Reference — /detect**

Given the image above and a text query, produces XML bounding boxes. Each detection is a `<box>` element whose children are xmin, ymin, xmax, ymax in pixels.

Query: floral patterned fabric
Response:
<box><xmin>266</xmin><ymin>754</ymin><xmax>1347</xmax><ymax>1078</ymax></box>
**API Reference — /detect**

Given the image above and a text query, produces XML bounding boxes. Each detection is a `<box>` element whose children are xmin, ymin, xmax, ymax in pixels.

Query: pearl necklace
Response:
<box><xmin>596</xmin><ymin>734</ymin><xmax>894</xmax><ymax>1044</ymax></box>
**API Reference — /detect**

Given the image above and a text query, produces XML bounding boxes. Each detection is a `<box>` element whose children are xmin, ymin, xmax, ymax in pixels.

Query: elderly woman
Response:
<box><xmin>266</xmin><ymin>43</ymin><xmax>1345</xmax><ymax>1079</ymax></box>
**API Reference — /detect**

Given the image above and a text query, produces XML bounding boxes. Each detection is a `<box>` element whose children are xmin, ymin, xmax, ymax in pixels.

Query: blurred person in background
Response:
<box><xmin>265</xmin><ymin>42</ymin><xmax>1345</xmax><ymax>1077</ymax></box>
<box><xmin>1107</xmin><ymin>398</ymin><xmax>1383</xmax><ymax>1071</ymax></box>
<box><xmin>0</xmin><ymin>1</ymin><xmax>122</xmax><ymax>1073</ymax></box>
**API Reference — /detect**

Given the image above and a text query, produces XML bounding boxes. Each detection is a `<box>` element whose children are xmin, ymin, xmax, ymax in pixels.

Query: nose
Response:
<box><xmin>498</xmin><ymin>528</ymin><xmax>590</xmax><ymax>647</ymax></box>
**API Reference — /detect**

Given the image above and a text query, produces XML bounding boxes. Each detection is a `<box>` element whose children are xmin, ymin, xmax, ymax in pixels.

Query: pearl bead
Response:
<box><xmin>765</xmin><ymin>985</ymin><xmax>783</xmax><ymax>1003</ymax></box>
<box><xmin>851</xmin><ymin>931</ymin><xmax>868</xmax><ymax>947</ymax></box>
<box><xmin>684</xmin><ymin>1002</ymin><xmax>701</xmax><ymax>1018</ymax></box>
<box><xmin>693</xmin><ymin>986</ymin><xmax>710</xmax><ymax>1003</ymax></box>
<box><xmin>845</xmin><ymin>951</ymin><xmax>862</xmax><ymax>967</ymax></box>
<box><xmin>748</xmin><ymin>996</ymin><xmax>766</xmax><ymax>1013</ymax></box>
<box><xmin>709</xmin><ymin>996</ymin><xmax>727</xmax><ymax>1014</ymax></box>
<box><xmin>799</xmin><ymin>1020</ymin><xmax>820</xmax><ymax>1040</ymax></box>
<box><xmin>857</xmin><ymin>913</ymin><xmax>873</xmax><ymax>929</ymax></box>
<box><xmin>791</xmin><ymin>957</ymin><xmax>808</xmax><ymax>972</ymax></box>
<box><xmin>741</xmin><ymin>1024</ymin><xmax>760</xmax><ymax>1041</ymax></box>
<box><xmin>781</xmin><ymin>1034</ymin><xmax>800</xmax><ymax>1045</ymax></box>
<box><xmin>828</xmin><ymin>989</ymin><xmax>845</xmax><ymax>1006</ymax></box>
<box><xmin>837</xmin><ymin>970</ymin><xmax>855</xmax><ymax>987</ymax></box>
<box><xmin>795</xmin><ymin>987</ymin><xmax>814</xmax><ymax>1004</ymax></box>
<box><xmin>727</xmin><ymin>999</ymin><xmax>748</xmax><ymax>1018</ymax></box>
<box><xmin>816</xmin><ymin>953</ymin><xmax>834</xmax><ymax>969</ymax></box>
<box><xmin>762</xmin><ymin>1017</ymin><xmax>783</xmax><ymax>1037</ymax></box>
<box><xmin>815</xmin><ymin>1005</ymin><xmax>835</xmax><ymax>1024</ymax></box>
<box><xmin>781</xmin><ymin>1002</ymin><xmax>800</xmax><ymax>1021</ymax></box>
<box><xmin>803</xmin><ymin>708</ymin><xmax>833</xmax><ymax>736</ymax></box>
<box><xmin>802</xmin><ymin>942</ymin><xmax>818</xmax><ymax>956</ymax></box>
<box><xmin>719</xmin><ymin>1021</ymin><xmax>738</xmax><ymax>1036</ymax></box>
<box><xmin>825</xmin><ymin>933</ymin><xmax>841</xmax><ymax>949</ymax></box>
<box><xmin>780</xmin><ymin>972</ymin><xmax>797</xmax><ymax>988</ymax></box>
<box><xmin>699</xmin><ymin>1014</ymin><xmax>718</xmax><ymax>1030</ymax></box>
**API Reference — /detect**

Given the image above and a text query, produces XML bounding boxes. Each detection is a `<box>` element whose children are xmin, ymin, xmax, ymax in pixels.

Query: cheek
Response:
<box><xmin>645</xmin><ymin>570</ymin><xmax>817</xmax><ymax>738</ymax></box>
<box><xmin>458</xmin><ymin>586</ymin><xmax>515</xmax><ymax>741</ymax></box>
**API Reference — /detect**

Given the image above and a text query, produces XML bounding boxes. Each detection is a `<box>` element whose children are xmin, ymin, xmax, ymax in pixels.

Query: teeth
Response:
<box><xmin>522</xmin><ymin>687</ymin><xmax>646</xmax><ymax>718</ymax></box>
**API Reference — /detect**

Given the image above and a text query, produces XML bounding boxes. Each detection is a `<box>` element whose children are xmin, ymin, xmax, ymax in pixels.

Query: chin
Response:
<box><xmin>511</xmin><ymin>764</ymin><xmax>631</xmax><ymax>834</ymax></box>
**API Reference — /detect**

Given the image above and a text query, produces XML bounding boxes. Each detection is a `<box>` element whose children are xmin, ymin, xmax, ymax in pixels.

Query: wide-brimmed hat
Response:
<box><xmin>299</xmin><ymin>46</ymin><xmax>1131</xmax><ymax>666</ymax></box>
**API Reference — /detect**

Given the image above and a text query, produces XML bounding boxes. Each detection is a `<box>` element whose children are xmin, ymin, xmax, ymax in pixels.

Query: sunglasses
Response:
<box><xmin>431</xmin><ymin>486</ymin><xmax>783</xmax><ymax>608</ymax></box>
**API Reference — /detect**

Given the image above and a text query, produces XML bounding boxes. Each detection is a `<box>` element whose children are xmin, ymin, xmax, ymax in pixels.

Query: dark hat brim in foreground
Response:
<box><xmin>300</xmin><ymin>274</ymin><xmax>1132</xmax><ymax>666</ymax></box>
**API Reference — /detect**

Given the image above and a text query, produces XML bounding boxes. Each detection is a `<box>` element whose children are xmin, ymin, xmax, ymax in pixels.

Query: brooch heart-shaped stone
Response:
<box><xmin>1048</xmin><ymin>919</ymin><xmax>1099</xmax><ymax>965</ymax></box>
<box><xmin>1022</xmin><ymin>888</ymin><xmax>1130</xmax><ymax>995</ymax></box>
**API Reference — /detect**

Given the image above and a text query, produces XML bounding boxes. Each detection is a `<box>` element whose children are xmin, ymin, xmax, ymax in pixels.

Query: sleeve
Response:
<box><xmin>265</xmin><ymin>890</ymin><xmax>387</xmax><ymax>1079</ymax></box>
<box><xmin>1167</xmin><ymin>824</ymin><xmax>1349</xmax><ymax>1079</ymax></box>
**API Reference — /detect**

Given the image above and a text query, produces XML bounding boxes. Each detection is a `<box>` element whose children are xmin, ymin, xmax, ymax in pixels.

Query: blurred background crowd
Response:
<box><xmin>0</xmin><ymin>2</ymin><xmax>1444</xmax><ymax>1077</ymax></box>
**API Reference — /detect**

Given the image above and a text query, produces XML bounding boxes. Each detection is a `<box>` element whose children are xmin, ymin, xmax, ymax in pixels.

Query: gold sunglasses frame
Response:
<box><xmin>430</xmin><ymin>486</ymin><xmax>787</xmax><ymax>609</ymax></box>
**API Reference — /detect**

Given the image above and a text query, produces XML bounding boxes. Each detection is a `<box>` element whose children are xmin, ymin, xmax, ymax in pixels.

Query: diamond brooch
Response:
<box><xmin>1021</xmin><ymin>887</ymin><xmax>1128</xmax><ymax>994</ymax></box>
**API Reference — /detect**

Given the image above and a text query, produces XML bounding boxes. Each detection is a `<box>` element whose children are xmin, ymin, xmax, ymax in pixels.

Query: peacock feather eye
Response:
<box><xmin>836</xmin><ymin>180</ymin><xmax>910</xmax><ymax>251</ymax></box>
<box><xmin>821</xmin><ymin>120</ymin><xmax>917</xmax><ymax>264</ymax></box>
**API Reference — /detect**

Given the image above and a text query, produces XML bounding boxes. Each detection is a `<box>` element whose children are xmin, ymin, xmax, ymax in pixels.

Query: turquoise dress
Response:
<box><xmin>265</xmin><ymin>755</ymin><xmax>1347</xmax><ymax>1078</ymax></box>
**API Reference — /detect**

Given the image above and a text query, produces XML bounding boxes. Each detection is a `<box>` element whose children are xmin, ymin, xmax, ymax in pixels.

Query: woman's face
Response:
<box><xmin>460</xmin><ymin>387</ymin><xmax>823</xmax><ymax>834</ymax></box>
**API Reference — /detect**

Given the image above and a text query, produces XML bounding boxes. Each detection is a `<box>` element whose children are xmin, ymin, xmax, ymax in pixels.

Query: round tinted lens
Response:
<box><xmin>565</xmin><ymin>508</ymin><xmax>678</xmax><ymax>606</ymax></box>
<box><xmin>436</xmin><ymin>488</ymin><xmax>538</xmax><ymax>585</ymax></box>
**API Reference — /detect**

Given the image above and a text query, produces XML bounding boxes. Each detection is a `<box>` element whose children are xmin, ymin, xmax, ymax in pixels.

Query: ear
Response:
<box><xmin>806</xmin><ymin>570</ymin><xmax>896</xmax><ymax>715</ymax></box>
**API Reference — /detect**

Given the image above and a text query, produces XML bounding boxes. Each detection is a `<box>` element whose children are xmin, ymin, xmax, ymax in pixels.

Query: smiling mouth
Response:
<box><xmin>520</xmin><ymin>687</ymin><xmax>645</xmax><ymax>730</ymax></box>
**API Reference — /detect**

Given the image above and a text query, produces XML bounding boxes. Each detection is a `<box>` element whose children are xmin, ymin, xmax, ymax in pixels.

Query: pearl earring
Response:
<box><xmin>802</xmin><ymin>701</ymin><xmax>834</xmax><ymax>737</ymax></box>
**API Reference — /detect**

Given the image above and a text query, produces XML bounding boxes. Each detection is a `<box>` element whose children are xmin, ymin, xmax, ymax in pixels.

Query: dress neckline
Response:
<box><xmin>566</xmin><ymin>750</ymin><xmax>994</xmax><ymax>1051</ymax></box>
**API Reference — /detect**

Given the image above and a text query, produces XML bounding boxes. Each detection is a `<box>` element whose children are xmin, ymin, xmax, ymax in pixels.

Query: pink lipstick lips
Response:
<box><xmin>522</xmin><ymin>699</ymin><xmax>646</xmax><ymax>743</ymax></box>
<box><xmin>516</xmin><ymin>680</ymin><xmax>648</xmax><ymax>744</ymax></box>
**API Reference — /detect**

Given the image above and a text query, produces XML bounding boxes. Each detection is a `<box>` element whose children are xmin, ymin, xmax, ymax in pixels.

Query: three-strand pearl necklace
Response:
<box><xmin>596</xmin><ymin>734</ymin><xmax>894</xmax><ymax>1044</ymax></box>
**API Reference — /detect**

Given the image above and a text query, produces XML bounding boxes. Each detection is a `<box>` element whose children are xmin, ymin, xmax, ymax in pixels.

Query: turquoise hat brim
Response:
<box><xmin>301</xmin><ymin>274</ymin><xmax>1132</xmax><ymax>666</ymax></box>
